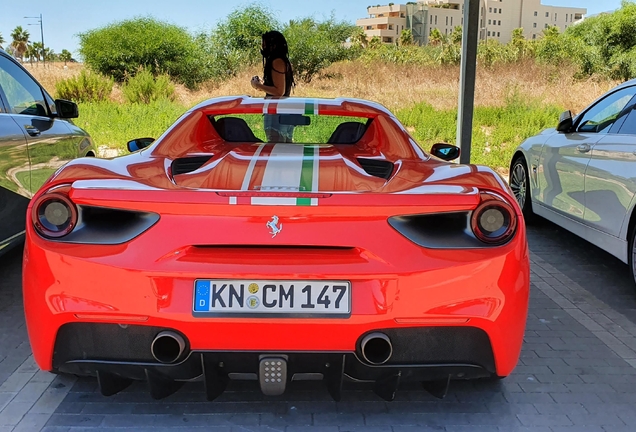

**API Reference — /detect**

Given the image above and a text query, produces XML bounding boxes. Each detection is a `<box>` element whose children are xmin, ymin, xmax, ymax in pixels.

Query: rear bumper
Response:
<box><xmin>53</xmin><ymin>322</ymin><xmax>496</xmax><ymax>400</ymax></box>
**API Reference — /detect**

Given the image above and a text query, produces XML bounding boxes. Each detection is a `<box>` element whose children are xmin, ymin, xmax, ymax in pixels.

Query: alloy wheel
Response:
<box><xmin>510</xmin><ymin>161</ymin><xmax>527</xmax><ymax>210</ymax></box>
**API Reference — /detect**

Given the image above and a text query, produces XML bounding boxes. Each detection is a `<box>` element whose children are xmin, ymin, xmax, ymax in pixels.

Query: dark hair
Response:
<box><xmin>261</xmin><ymin>30</ymin><xmax>294</xmax><ymax>94</ymax></box>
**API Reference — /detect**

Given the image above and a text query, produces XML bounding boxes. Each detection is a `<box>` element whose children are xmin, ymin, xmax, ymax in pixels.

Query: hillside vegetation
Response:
<box><xmin>27</xmin><ymin>2</ymin><xmax>636</xmax><ymax>169</ymax></box>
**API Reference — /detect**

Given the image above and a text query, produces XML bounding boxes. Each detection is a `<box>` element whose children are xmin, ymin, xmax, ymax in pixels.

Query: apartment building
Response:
<box><xmin>356</xmin><ymin>0</ymin><xmax>586</xmax><ymax>45</ymax></box>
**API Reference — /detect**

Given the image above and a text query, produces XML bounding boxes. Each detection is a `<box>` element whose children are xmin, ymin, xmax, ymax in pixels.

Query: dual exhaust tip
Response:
<box><xmin>151</xmin><ymin>331</ymin><xmax>187</xmax><ymax>364</ymax></box>
<box><xmin>360</xmin><ymin>332</ymin><xmax>393</xmax><ymax>365</ymax></box>
<box><xmin>151</xmin><ymin>331</ymin><xmax>393</xmax><ymax>366</ymax></box>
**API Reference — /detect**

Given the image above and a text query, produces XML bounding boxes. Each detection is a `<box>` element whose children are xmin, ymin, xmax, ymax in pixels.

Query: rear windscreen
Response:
<box><xmin>210</xmin><ymin>114</ymin><xmax>371</xmax><ymax>144</ymax></box>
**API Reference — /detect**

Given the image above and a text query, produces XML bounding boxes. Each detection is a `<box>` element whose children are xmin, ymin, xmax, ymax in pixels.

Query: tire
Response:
<box><xmin>629</xmin><ymin>228</ymin><xmax>636</xmax><ymax>287</ymax></box>
<box><xmin>510</xmin><ymin>156</ymin><xmax>535</xmax><ymax>222</ymax></box>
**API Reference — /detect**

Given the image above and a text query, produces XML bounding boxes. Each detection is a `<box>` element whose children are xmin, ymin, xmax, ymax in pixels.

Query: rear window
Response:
<box><xmin>210</xmin><ymin>114</ymin><xmax>371</xmax><ymax>144</ymax></box>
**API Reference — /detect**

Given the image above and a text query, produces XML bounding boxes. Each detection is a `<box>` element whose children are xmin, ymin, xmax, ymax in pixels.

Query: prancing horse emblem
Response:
<box><xmin>266</xmin><ymin>215</ymin><xmax>283</xmax><ymax>238</ymax></box>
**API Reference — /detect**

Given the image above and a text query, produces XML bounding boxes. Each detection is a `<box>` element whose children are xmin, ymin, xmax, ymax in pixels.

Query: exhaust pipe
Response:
<box><xmin>360</xmin><ymin>332</ymin><xmax>393</xmax><ymax>365</ymax></box>
<box><xmin>151</xmin><ymin>331</ymin><xmax>186</xmax><ymax>364</ymax></box>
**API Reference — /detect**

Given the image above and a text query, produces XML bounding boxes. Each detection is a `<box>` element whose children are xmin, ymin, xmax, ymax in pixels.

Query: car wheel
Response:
<box><xmin>510</xmin><ymin>157</ymin><xmax>534</xmax><ymax>222</ymax></box>
<box><xmin>629</xmin><ymin>228</ymin><xmax>636</xmax><ymax>287</ymax></box>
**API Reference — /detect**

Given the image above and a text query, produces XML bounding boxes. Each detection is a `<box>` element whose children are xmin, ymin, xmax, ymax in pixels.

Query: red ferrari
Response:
<box><xmin>23</xmin><ymin>97</ymin><xmax>529</xmax><ymax>401</ymax></box>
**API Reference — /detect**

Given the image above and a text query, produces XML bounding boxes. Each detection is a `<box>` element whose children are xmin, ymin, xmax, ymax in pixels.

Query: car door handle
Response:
<box><xmin>24</xmin><ymin>126</ymin><xmax>41</xmax><ymax>137</ymax></box>
<box><xmin>577</xmin><ymin>144</ymin><xmax>591</xmax><ymax>153</ymax></box>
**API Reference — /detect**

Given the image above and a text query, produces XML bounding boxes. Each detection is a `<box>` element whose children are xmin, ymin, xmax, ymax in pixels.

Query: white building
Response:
<box><xmin>356</xmin><ymin>0</ymin><xmax>587</xmax><ymax>45</ymax></box>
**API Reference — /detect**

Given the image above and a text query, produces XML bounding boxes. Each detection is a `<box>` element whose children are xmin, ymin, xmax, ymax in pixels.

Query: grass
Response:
<box><xmin>74</xmin><ymin>100</ymin><xmax>187</xmax><ymax>151</ymax></box>
<box><xmin>24</xmin><ymin>60</ymin><xmax>621</xmax><ymax>169</ymax></box>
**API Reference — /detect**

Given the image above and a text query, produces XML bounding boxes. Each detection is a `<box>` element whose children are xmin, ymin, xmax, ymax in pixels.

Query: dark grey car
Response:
<box><xmin>0</xmin><ymin>49</ymin><xmax>95</xmax><ymax>255</ymax></box>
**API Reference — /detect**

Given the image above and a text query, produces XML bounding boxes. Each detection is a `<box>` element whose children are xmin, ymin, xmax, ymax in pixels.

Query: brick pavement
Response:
<box><xmin>1</xmin><ymin>219</ymin><xmax>636</xmax><ymax>431</ymax></box>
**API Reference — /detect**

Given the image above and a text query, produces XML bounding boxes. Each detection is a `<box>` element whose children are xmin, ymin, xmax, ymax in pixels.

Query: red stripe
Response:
<box><xmin>267</xmin><ymin>104</ymin><xmax>277</xmax><ymax>114</ymax></box>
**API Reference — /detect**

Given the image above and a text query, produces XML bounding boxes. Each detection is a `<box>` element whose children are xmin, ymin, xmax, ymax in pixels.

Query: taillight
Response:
<box><xmin>471</xmin><ymin>192</ymin><xmax>517</xmax><ymax>245</ymax></box>
<box><xmin>31</xmin><ymin>187</ymin><xmax>78</xmax><ymax>238</ymax></box>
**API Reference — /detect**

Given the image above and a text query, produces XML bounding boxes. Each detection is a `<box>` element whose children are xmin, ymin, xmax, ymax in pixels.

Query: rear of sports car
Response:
<box><xmin>23</xmin><ymin>100</ymin><xmax>529</xmax><ymax>401</ymax></box>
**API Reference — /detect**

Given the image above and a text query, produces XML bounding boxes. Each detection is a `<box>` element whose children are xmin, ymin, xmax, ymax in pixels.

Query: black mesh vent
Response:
<box><xmin>172</xmin><ymin>156</ymin><xmax>213</xmax><ymax>175</ymax></box>
<box><xmin>357</xmin><ymin>158</ymin><xmax>394</xmax><ymax>180</ymax></box>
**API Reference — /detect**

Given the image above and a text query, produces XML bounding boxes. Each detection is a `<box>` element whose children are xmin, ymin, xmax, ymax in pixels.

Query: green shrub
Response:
<box><xmin>55</xmin><ymin>70</ymin><xmax>113</xmax><ymax>102</ymax></box>
<box><xmin>78</xmin><ymin>17</ymin><xmax>210</xmax><ymax>89</ymax></box>
<box><xmin>284</xmin><ymin>17</ymin><xmax>357</xmax><ymax>83</ymax></box>
<box><xmin>122</xmin><ymin>69</ymin><xmax>175</xmax><ymax>104</ymax></box>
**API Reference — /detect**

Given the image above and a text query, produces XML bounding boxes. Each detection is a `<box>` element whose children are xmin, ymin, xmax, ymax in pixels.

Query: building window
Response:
<box><xmin>488</xmin><ymin>31</ymin><xmax>491</xmax><ymax>36</ymax></box>
<box><xmin>451</xmin><ymin>17</ymin><xmax>453</xmax><ymax>26</ymax></box>
<box><xmin>545</xmin><ymin>23</ymin><xmax>549</xmax><ymax>28</ymax></box>
<box><xmin>489</xmin><ymin>7</ymin><xmax>492</xmax><ymax>12</ymax></box>
<box><xmin>446</xmin><ymin>17</ymin><xmax>448</xmax><ymax>26</ymax></box>
<box><xmin>533</xmin><ymin>23</ymin><xmax>537</xmax><ymax>28</ymax></box>
<box><xmin>532</xmin><ymin>34</ymin><xmax>537</xmax><ymax>39</ymax></box>
<box><xmin>389</xmin><ymin>24</ymin><xmax>393</xmax><ymax>30</ymax></box>
<box><xmin>435</xmin><ymin>16</ymin><xmax>437</xmax><ymax>25</ymax></box>
<box><xmin>555</xmin><ymin>13</ymin><xmax>557</xmax><ymax>21</ymax></box>
<box><xmin>534</xmin><ymin>11</ymin><xmax>537</xmax><ymax>16</ymax></box>
<box><xmin>366</xmin><ymin>26</ymin><xmax>372</xmax><ymax>30</ymax></box>
<box><xmin>499</xmin><ymin>8</ymin><xmax>502</xmax><ymax>13</ymax></box>
<box><xmin>430</xmin><ymin>15</ymin><xmax>433</xmax><ymax>24</ymax></box>
<box><xmin>498</xmin><ymin>20</ymin><xmax>501</xmax><ymax>25</ymax></box>
<box><xmin>488</xmin><ymin>19</ymin><xmax>492</xmax><ymax>24</ymax></box>
<box><xmin>497</xmin><ymin>32</ymin><xmax>500</xmax><ymax>37</ymax></box>
<box><xmin>545</xmin><ymin>12</ymin><xmax>549</xmax><ymax>17</ymax></box>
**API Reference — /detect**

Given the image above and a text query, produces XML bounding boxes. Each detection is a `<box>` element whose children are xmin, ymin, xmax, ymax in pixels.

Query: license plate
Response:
<box><xmin>193</xmin><ymin>280</ymin><xmax>351</xmax><ymax>317</ymax></box>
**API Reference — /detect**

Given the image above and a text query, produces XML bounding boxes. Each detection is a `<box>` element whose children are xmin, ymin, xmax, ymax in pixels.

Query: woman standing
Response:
<box><xmin>250</xmin><ymin>30</ymin><xmax>295</xmax><ymax>142</ymax></box>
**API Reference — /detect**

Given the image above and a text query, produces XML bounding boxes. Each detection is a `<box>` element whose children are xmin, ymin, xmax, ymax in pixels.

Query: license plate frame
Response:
<box><xmin>192</xmin><ymin>279</ymin><xmax>352</xmax><ymax>318</ymax></box>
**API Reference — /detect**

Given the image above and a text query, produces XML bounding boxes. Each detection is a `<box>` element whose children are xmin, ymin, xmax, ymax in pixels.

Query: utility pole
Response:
<box><xmin>25</xmin><ymin>14</ymin><xmax>44</xmax><ymax>66</ymax></box>
<box><xmin>456</xmin><ymin>0</ymin><xmax>480</xmax><ymax>164</ymax></box>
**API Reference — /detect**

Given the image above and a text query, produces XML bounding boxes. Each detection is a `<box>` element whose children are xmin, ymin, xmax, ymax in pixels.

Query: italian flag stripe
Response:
<box><xmin>297</xmin><ymin>145</ymin><xmax>319</xmax><ymax>206</ymax></box>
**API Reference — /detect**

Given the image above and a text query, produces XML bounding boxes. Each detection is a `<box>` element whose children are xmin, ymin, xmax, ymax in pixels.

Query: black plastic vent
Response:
<box><xmin>357</xmin><ymin>158</ymin><xmax>394</xmax><ymax>180</ymax></box>
<box><xmin>171</xmin><ymin>156</ymin><xmax>213</xmax><ymax>175</ymax></box>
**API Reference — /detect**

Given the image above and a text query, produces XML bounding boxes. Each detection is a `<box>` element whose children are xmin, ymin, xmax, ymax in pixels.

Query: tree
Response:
<box><xmin>79</xmin><ymin>18</ymin><xmax>210</xmax><ymax>89</ymax></box>
<box><xmin>10</xmin><ymin>26</ymin><xmax>30</xmax><ymax>61</ymax></box>
<box><xmin>283</xmin><ymin>16</ymin><xmax>356</xmax><ymax>83</ymax></box>
<box><xmin>428</xmin><ymin>28</ymin><xmax>444</xmax><ymax>46</ymax></box>
<box><xmin>399</xmin><ymin>28</ymin><xmax>413</xmax><ymax>46</ymax></box>
<box><xmin>31</xmin><ymin>42</ymin><xmax>43</xmax><ymax>62</ymax></box>
<box><xmin>350</xmin><ymin>27</ymin><xmax>369</xmax><ymax>48</ymax></box>
<box><xmin>0</xmin><ymin>32</ymin><xmax>5</xmax><ymax>50</ymax></box>
<box><xmin>212</xmin><ymin>4</ymin><xmax>279</xmax><ymax>66</ymax></box>
<box><xmin>60</xmin><ymin>49</ymin><xmax>73</xmax><ymax>65</ymax></box>
<box><xmin>450</xmin><ymin>26</ymin><xmax>462</xmax><ymax>44</ymax></box>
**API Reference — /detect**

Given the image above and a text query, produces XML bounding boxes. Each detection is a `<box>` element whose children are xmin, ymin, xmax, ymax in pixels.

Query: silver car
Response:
<box><xmin>510</xmin><ymin>80</ymin><xmax>636</xmax><ymax>284</ymax></box>
<box><xmin>0</xmin><ymin>49</ymin><xmax>95</xmax><ymax>255</ymax></box>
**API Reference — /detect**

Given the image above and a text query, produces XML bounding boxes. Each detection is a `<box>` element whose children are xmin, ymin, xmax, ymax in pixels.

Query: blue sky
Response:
<box><xmin>1</xmin><ymin>0</ymin><xmax>623</xmax><ymax>56</ymax></box>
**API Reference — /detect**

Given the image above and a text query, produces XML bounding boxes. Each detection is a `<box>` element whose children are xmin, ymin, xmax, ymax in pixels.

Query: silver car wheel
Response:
<box><xmin>510</xmin><ymin>161</ymin><xmax>527</xmax><ymax>210</ymax></box>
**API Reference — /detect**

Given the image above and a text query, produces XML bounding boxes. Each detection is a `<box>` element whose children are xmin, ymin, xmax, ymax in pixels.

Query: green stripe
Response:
<box><xmin>304</xmin><ymin>101</ymin><xmax>314</xmax><ymax>115</ymax></box>
<box><xmin>299</xmin><ymin>146</ymin><xmax>314</xmax><ymax>193</ymax></box>
<box><xmin>296</xmin><ymin>197</ymin><xmax>311</xmax><ymax>206</ymax></box>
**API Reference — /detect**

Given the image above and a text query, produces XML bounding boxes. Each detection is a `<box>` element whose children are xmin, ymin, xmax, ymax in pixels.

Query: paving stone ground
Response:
<box><xmin>2</xmin><ymin>218</ymin><xmax>636</xmax><ymax>431</ymax></box>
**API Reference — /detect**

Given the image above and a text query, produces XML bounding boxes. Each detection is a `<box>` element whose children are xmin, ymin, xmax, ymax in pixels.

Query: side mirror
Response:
<box><xmin>54</xmin><ymin>99</ymin><xmax>79</xmax><ymax>119</ymax></box>
<box><xmin>127</xmin><ymin>137</ymin><xmax>155</xmax><ymax>152</ymax></box>
<box><xmin>557</xmin><ymin>110</ymin><xmax>573</xmax><ymax>133</ymax></box>
<box><xmin>430</xmin><ymin>143</ymin><xmax>461</xmax><ymax>161</ymax></box>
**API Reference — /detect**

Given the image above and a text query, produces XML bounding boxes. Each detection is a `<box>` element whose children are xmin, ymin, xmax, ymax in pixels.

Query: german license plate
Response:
<box><xmin>193</xmin><ymin>280</ymin><xmax>351</xmax><ymax>317</ymax></box>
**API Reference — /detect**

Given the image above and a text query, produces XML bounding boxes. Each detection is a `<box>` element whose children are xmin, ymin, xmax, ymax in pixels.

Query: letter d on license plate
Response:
<box><xmin>193</xmin><ymin>280</ymin><xmax>351</xmax><ymax>318</ymax></box>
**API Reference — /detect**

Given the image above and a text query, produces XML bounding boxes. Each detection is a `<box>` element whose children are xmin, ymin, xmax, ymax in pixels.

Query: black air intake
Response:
<box><xmin>172</xmin><ymin>156</ymin><xmax>213</xmax><ymax>175</ymax></box>
<box><xmin>357</xmin><ymin>158</ymin><xmax>394</xmax><ymax>180</ymax></box>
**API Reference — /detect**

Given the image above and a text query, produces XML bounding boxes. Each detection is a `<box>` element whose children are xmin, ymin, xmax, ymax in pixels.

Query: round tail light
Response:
<box><xmin>32</xmin><ymin>192</ymin><xmax>77</xmax><ymax>238</ymax></box>
<box><xmin>471</xmin><ymin>192</ymin><xmax>517</xmax><ymax>245</ymax></box>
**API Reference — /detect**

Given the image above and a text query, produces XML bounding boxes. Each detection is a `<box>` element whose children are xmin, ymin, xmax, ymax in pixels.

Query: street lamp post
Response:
<box><xmin>24</xmin><ymin>14</ymin><xmax>44</xmax><ymax>67</ymax></box>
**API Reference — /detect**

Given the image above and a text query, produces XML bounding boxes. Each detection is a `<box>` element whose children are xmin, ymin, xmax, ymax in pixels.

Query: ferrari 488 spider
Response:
<box><xmin>23</xmin><ymin>96</ymin><xmax>529</xmax><ymax>401</ymax></box>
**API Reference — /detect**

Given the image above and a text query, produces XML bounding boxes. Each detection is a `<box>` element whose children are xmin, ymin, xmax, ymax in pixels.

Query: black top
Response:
<box><xmin>263</xmin><ymin>57</ymin><xmax>293</xmax><ymax>97</ymax></box>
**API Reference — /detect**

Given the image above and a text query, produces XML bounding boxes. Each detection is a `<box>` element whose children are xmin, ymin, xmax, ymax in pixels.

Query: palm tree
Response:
<box><xmin>0</xmin><ymin>32</ymin><xmax>5</xmax><ymax>50</ymax></box>
<box><xmin>31</xmin><ymin>42</ymin><xmax>43</xmax><ymax>62</ymax></box>
<box><xmin>10</xmin><ymin>26</ymin><xmax>30</xmax><ymax>62</ymax></box>
<box><xmin>60</xmin><ymin>49</ymin><xmax>72</xmax><ymax>65</ymax></box>
<box><xmin>24</xmin><ymin>44</ymin><xmax>37</xmax><ymax>65</ymax></box>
